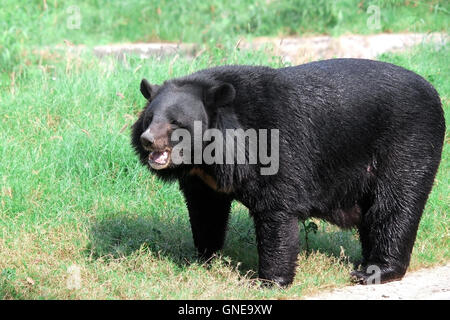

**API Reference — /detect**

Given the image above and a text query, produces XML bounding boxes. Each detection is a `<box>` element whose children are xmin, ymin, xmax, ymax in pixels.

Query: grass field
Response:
<box><xmin>2</xmin><ymin>1</ymin><xmax>448</xmax><ymax>45</ymax></box>
<box><xmin>1</xmin><ymin>0</ymin><xmax>449</xmax><ymax>74</ymax></box>
<box><xmin>0</xmin><ymin>0</ymin><xmax>448</xmax><ymax>300</ymax></box>
<box><xmin>0</xmin><ymin>41</ymin><xmax>448</xmax><ymax>299</ymax></box>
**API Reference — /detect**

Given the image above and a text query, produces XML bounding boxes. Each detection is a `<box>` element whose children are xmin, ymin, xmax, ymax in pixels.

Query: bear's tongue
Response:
<box><xmin>149</xmin><ymin>150</ymin><xmax>169</xmax><ymax>165</ymax></box>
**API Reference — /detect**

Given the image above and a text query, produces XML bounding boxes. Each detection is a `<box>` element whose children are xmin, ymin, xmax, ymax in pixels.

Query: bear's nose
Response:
<box><xmin>140</xmin><ymin>130</ymin><xmax>154</xmax><ymax>150</ymax></box>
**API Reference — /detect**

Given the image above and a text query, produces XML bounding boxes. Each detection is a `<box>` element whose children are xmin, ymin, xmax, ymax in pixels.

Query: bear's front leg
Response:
<box><xmin>253</xmin><ymin>211</ymin><xmax>299</xmax><ymax>287</ymax></box>
<box><xmin>179</xmin><ymin>175</ymin><xmax>232</xmax><ymax>261</ymax></box>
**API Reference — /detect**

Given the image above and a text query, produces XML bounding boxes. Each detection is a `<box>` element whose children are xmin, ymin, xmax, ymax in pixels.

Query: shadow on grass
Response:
<box><xmin>86</xmin><ymin>212</ymin><xmax>362</xmax><ymax>276</ymax></box>
<box><xmin>86</xmin><ymin>213</ymin><xmax>196</xmax><ymax>266</ymax></box>
<box><xmin>299</xmin><ymin>225</ymin><xmax>363</xmax><ymax>268</ymax></box>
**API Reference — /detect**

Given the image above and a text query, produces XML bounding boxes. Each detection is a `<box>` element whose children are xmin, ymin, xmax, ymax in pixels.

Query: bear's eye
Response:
<box><xmin>170</xmin><ymin>119</ymin><xmax>182</xmax><ymax>128</ymax></box>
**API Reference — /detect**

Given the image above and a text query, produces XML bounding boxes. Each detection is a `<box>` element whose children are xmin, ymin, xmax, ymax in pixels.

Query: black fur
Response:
<box><xmin>131</xmin><ymin>59</ymin><xmax>445</xmax><ymax>287</ymax></box>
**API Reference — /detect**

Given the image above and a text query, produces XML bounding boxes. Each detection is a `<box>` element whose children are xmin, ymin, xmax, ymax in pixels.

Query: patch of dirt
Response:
<box><xmin>92</xmin><ymin>42</ymin><xmax>197</xmax><ymax>60</ymax></box>
<box><xmin>305</xmin><ymin>264</ymin><xmax>450</xmax><ymax>300</ymax></box>
<box><xmin>239</xmin><ymin>32</ymin><xmax>447</xmax><ymax>64</ymax></box>
<box><xmin>45</xmin><ymin>32</ymin><xmax>447</xmax><ymax>64</ymax></box>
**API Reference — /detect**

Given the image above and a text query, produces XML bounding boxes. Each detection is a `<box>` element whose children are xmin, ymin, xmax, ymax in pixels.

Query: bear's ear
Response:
<box><xmin>206</xmin><ymin>83</ymin><xmax>236</xmax><ymax>108</ymax></box>
<box><xmin>140</xmin><ymin>78</ymin><xmax>160</xmax><ymax>100</ymax></box>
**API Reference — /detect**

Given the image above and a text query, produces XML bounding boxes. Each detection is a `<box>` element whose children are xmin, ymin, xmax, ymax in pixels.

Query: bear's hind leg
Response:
<box><xmin>352</xmin><ymin>174</ymin><xmax>435</xmax><ymax>284</ymax></box>
<box><xmin>355</xmin><ymin>194</ymin><xmax>376</xmax><ymax>268</ymax></box>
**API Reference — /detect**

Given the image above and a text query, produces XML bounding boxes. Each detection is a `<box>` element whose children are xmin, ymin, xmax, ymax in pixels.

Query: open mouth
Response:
<box><xmin>148</xmin><ymin>149</ymin><xmax>171</xmax><ymax>170</ymax></box>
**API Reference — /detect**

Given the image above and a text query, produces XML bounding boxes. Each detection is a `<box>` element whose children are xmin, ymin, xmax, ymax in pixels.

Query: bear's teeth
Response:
<box><xmin>150</xmin><ymin>151</ymin><xmax>169</xmax><ymax>164</ymax></box>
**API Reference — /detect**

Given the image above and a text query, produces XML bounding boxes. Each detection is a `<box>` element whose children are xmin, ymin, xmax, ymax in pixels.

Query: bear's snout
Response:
<box><xmin>140</xmin><ymin>122</ymin><xmax>171</xmax><ymax>152</ymax></box>
<box><xmin>140</xmin><ymin>123</ymin><xmax>173</xmax><ymax>170</ymax></box>
<box><xmin>140</xmin><ymin>130</ymin><xmax>154</xmax><ymax>150</ymax></box>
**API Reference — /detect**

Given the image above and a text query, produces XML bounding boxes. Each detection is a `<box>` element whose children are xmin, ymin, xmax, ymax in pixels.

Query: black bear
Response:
<box><xmin>131</xmin><ymin>59</ymin><xmax>445</xmax><ymax>287</ymax></box>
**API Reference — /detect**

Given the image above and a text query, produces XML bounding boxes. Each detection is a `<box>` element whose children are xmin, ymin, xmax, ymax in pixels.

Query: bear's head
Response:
<box><xmin>131</xmin><ymin>77</ymin><xmax>236</xmax><ymax>175</ymax></box>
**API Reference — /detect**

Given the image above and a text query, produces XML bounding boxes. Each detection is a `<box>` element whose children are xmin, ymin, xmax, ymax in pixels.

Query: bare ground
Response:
<box><xmin>305</xmin><ymin>264</ymin><xmax>450</xmax><ymax>300</ymax></box>
<box><xmin>239</xmin><ymin>32</ymin><xmax>447</xmax><ymax>64</ymax></box>
<box><xmin>50</xmin><ymin>32</ymin><xmax>447</xmax><ymax>64</ymax></box>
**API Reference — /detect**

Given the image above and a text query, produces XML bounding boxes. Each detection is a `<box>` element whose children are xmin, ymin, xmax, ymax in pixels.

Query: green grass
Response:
<box><xmin>2</xmin><ymin>0</ymin><xmax>448</xmax><ymax>45</ymax></box>
<box><xmin>0</xmin><ymin>41</ymin><xmax>448</xmax><ymax>299</ymax></box>
<box><xmin>1</xmin><ymin>0</ymin><xmax>449</xmax><ymax>74</ymax></box>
